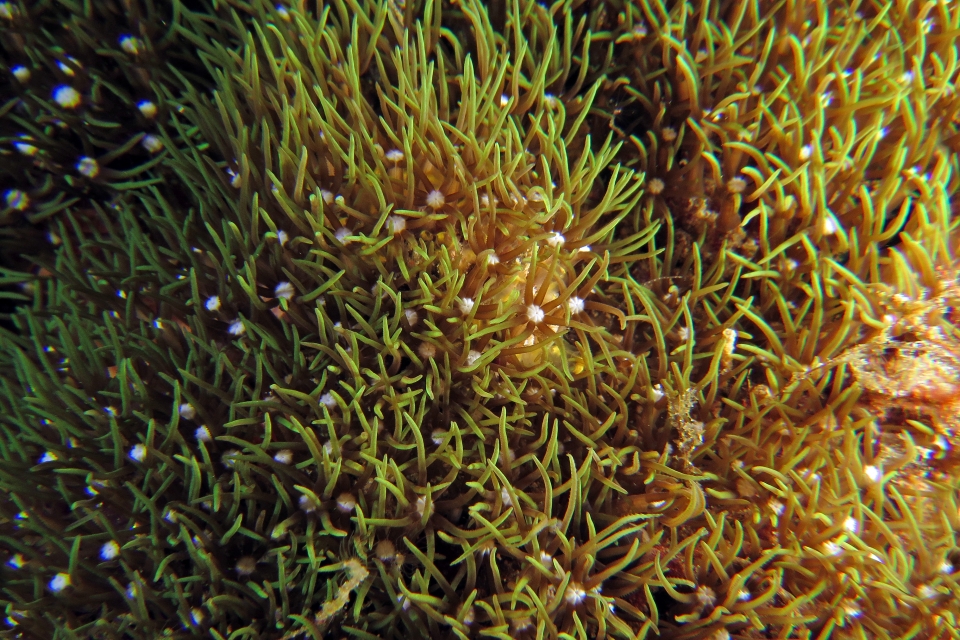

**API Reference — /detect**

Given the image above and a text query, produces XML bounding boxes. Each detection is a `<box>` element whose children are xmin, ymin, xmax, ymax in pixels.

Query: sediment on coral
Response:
<box><xmin>0</xmin><ymin>0</ymin><xmax>958</xmax><ymax>638</ymax></box>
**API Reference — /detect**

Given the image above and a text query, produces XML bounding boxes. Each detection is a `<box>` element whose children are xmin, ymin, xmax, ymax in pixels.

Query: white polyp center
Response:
<box><xmin>129</xmin><ymin>444</ymin><xmax>147</xmax><ymax>462</ymax></box>
<box><xmin>228</xmin><ymin>319</ymin><xmax>245</xmax><ymax>336</ymax></box>
<box><xmin>526</xmin><ymin>304</ymin><xmax>545</xmax><ymax>324</ymax></box>
<box><xmin>647</xmin><ymin>178</ymin><xmax>665</xmax><ymax>194</ymax></box>
<box><xmin>386</xmin><ymin>215</ymin><xmax>406</xmax><ymax>234</ymax></box>
<box><xmin>100</xmin><ymin>541</ymin><xmax>120</xmax><ymax>561</ymax></box>
<box><xmin>274</xmin><ymin>281</ymin><xmax>295</xmax><ymax>300</ymax></box>
<box><xmin>53</xmin><ymin>86</ymin><xmax>81</xmax><ymax>108</ymax></box>
<box><xmin>425</xmin><ymin>189</ymin><xmax>445</xmax><ymax>209</ymax></box>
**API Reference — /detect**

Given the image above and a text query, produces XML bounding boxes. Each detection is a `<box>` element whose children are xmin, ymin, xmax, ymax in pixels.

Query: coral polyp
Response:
<box><xmin>0</xmin><ymin>0</ymin><xmax>958</xmax><ymax>638</ymax></box>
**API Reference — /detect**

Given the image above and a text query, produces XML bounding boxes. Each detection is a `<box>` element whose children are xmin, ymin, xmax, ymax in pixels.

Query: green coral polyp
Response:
<box><xmin>0</xmin><ymin>0</ymin><xmax>959</xmax><ymax>638</ymax></box>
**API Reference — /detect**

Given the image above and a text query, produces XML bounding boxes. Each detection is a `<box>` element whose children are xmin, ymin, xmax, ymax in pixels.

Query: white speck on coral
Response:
<box><xmin>425</xmin><ymin>189</ymin><xmax>445</xmax><ymax>209</ymax></box>
<box><xmin>273</xmin><ymin>449</ymin><xmax>293</xmax><ymax>464</ymax></box>
<box><xmin>661</xmin><ymin>127</ymin><xmax>677</xmax><ymax>142</ymax></box>
<box><xmin>500</xmin><ymin>487</ymin><xmax>512</xmax><ymax>507</ymax></box>
<box><xmin>49</xmin><ymin>573</ymin><xmax>71</xmax><ymax>593</ymax></box>
<box><xmin>141</xmin><ymin>134</ymin><xmax>163</xmax><ymax>153</ymax></box>
<box><xmin>651</xmin><ymin>384</ymin><xmax>665</xmax><ymax>402</ymax></box>
<box><xmin>7</xmin><ymin>554</ymin><xmax>24</xmax><ymax>569</ymax></box>
<box><xmin>526</xmin><ymin>304</ymin><xmax>545</xmax><ymax>324</ymax></box>
<box><xmin>386</xmin><ymin>215</ymin><xmax>406</xmax><ymax>234</ymax></box>
<box><xmin>53</xmin><ymin>85</ymin><xmax>81</xmax><ymax>109</ymax></box>
<box><xmin>485</xmin><ymin>252</ymin><xmax>500</xmax><ymax>266</ymax></box>
<box><xmin>511</xmin><ymin>616</ymin><xmax>533</xmax><ymax>632</ymax></box>
<box><xmin>222</xmin><ymin>449</ymin><xmax>239</xmax><ymax>467</ymax></box>
<box><xmin>385</xmin><ymin>149</ymin><xmax>404</xmax><ymax>162</ymax></box>
<box><xmin>843</xmin><ymin>516</ymin><xmax>859</xmax><ymax>533</ymax></box>
<box><xmin>14</xmin><ymin>142</ymin><xmax>37</xmax><ymax>156</ymax></box>
<box><xmin>405</xmin><ymin>309</ymin><xmax>419</xmax><ymax>326</ymax></box>
<box><xmin>500</xmin><ymin>94</ymin><xmax>510</xmax><ymax>107</ymax></box>
<box><xmin>179</xmin><ymin>403</ymin><xmax>196</xmax><ymax>420</ymax></box>
<box><xmin>547</xmin><ymin>231</ymin><xmax>565</xmax><ymax>247</ymax></box>
<box><xmin>100</xmin><ymin>541</ymin><xmax>120</xmax><ymax>561</ymax></box>
<box><xmin>129</xmin><ymin>444</ymin><xmax>147</xmax><ymax>462</ymax></box>
<box><xmin>727</xmin><ymin>176</ymin><xmax>748</xmax><ymax>193</ymax></box>
<box><xmin>5</xmin><ymin>189</ymin><xmax>29</xmax><ymax>211</ymax></box>
<box><xmin>319</xmin><ymin>392</ymin><xmax>336</xmax><ymax>408</ymax></box>
<box><xmin>458</xmin><ymin>297</ymin><xmax>475</xmax><ymax>315</ymax></box>
<box><xmin>418</xmin><ymin>342</ymin><xmax>437</xmax><ymax>360</ymax></box>
<box><xmin>12</xmin><ymin>65</ymin><xmax>30</xmax><ymax>82</ymax></box>
<box><xmin>57</xmin><ymin>57</ymin><xmax>80</xmax><ymax>77</ymax></box>
<box><xmin>822</xmin><ymin>215</ymin><xmax>839</xmax><ymax>235</ymax></box>
<box><xmin>275</xmin><ymin>4</ymin><xmax>291</xmax><ymax>20</ymax></box>
<box><xmin>228</xmin><ymin>319</ymin><xmax>245</xmax><ymax>336</ymax></box>
<box><xmin>565</xmin><ymin>583</ymin><xmax>586</xmax><ymax>605</ymax></box>
<box><xmin>799</xmin><ymin>144</ymin><xmax>813</xmax><ymax>161</ymax></box>
<box><xmin>841</xmin><ymin>599</ymin><xmax>862</xmax><ymax>618</ymax></box>
<box><xmin>823</xmin><ymin>540</ymin><xmax>842</xmax><ymax>556</ymax></box>
<box><xmin>194</xmin><ymin>426</ymin><xmax>212</xmax><ymax>442</ymax></box>
<box><xmin>274</xmin><ymin>281</ymin><xmax>294</xmax><ymax>300</ymax></box>
<box><xmin>647</xmin><ymin>178</ymin><xmax>665</xmax><ymax>194</ymax></box>
<box><xmin>39</xmin><ymin>451</ymin><xmax>57</xmax><ymax>463</ymax></box>
<box><xmin>336</xmin><ymin>493</ymin><xmax>357</xmax><ymax>513</ymax></box>
<box><xmin>431</xmin><ymin>429</ymin><xmax>445</xmax><ymax>445</ymax></box>
<box><xmin>119</xmin><ymin>35</ymin><xmax>143</xmax><ymax>55</ymax></box>
<box><xmin>77</xmin><ymin>156</ymin><xmax>99</xmax><ymax>178</ymax></box>
<box><xmin>299</xmin><ymin>494</ymin><xmax>317</xmax><ymax>513</ymax></box>
<box><xmin>466</xmin><ymin>350</ymin><xmax>482</xmax><ymax>366</ymax></box>
<box><xmin>276</xmin><ymin>229</ymin><xmax>288</xmax><ymax>246</ymax></box>
<box><xmin>863</xmin><ymin>465</ymin><xmax>881</xmax><ymax>482</ymax></box>
<box><xmin>334</xmin><ymin>227</ymin><xmax>353</xmax><ymax>244</ymax></box>
<box><xmin>137</xmin><ymin>100</ymin><xmax>157</xmax><ymax>118</ymax></box>
<box><xmin>190</xmin><ymin>608</ymin><xmax>205</xmax><ymax>625</ymax></box>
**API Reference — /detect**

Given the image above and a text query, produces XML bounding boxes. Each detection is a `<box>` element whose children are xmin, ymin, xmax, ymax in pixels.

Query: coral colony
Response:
<box><xmin>0</xmin><ymin>0</ymin><xmax>959</xmax><ymax>638</ymax></box>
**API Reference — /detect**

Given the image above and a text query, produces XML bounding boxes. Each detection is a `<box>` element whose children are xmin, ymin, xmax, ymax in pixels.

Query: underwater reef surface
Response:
<box><xmin>0</xmin><ymin>0</ymin><xmax>959</xmax><ymax>638</ymax></box>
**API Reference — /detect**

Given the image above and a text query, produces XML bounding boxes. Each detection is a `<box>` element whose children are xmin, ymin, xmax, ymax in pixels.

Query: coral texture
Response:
<box><xmin>0</xmin><ymin>0</ymin><xmax>958</xmax><ymax>639</ymax></box>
